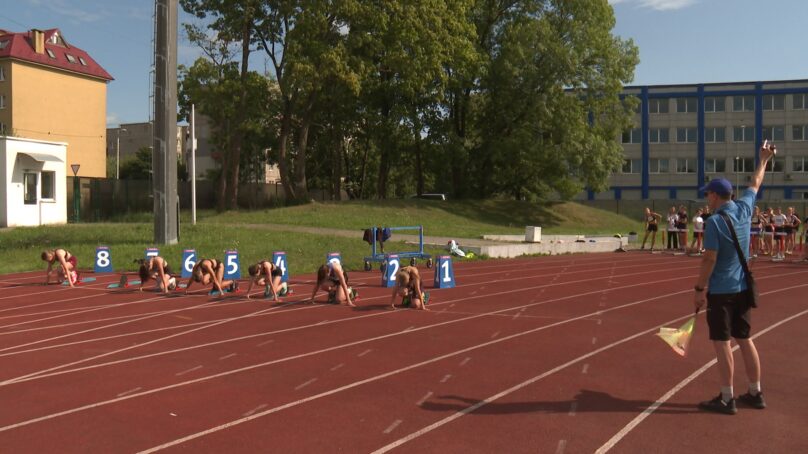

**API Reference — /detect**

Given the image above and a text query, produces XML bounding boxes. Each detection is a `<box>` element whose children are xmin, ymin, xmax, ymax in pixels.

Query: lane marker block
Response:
<box><xmin>433</xmin><ymin>255</ymin><xmax>455</xmax><ymax>288</ymax></box>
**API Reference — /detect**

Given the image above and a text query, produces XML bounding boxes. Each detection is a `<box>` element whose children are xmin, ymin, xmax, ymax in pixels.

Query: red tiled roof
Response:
<box><xmin>0</xmin><ymin>28</ymin><xmax>113</xmax><ymax>81</ymax></box>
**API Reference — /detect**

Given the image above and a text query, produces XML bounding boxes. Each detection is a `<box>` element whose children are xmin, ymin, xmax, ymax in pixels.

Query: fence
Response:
<box><xmin>65</xmin><ymin>178</ymin><xmax>348</xmax><ymax>221</ymax></box>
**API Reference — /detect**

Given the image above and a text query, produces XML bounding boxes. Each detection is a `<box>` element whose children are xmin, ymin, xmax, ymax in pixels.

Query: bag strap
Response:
<box><xmin>718</xmin><ymin>212</ymin><xmax>753</xmax><ymax>280</ymax></box>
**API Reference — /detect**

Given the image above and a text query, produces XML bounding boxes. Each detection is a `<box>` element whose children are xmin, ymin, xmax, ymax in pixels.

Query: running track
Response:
<box><xmin>1</xmin><ymin>252</ymin><xmax>806</xmax><ymax>453</ymax></box>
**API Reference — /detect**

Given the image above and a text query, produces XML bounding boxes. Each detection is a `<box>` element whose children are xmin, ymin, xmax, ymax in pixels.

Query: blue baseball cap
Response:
<box><xmin>700</xmin><ymin>178</ymin><xmax>733</xmax><ymax>196</ymax></box>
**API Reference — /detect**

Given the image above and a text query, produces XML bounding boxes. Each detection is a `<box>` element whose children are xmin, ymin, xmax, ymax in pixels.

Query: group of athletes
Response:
<box><xmin>39</xmin><ymin>249</ymin><xmax>429</xmax><ymax>310</ymax></box>
<box><xmin>640</xmin><ymin>204</ymin><xmax>806</xmax><ymax>261</ymax></box>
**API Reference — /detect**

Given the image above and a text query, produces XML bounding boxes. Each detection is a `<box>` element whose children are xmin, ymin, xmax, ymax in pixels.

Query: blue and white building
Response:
<box><xmin>588</xmin><ymin>79</ymin><xmax>808</xmax><ymax>201</ymax></box>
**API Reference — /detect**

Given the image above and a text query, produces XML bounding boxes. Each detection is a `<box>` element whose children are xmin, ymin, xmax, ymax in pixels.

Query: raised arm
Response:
<box><xmin>748</xmin><ymin>142</ymin><xmax>776</xmax><ymax>193</ymax></box>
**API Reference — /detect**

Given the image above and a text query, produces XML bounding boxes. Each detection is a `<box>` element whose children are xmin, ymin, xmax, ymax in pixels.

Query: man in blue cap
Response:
<box><xmin>692</xmin><ymin>142</ymin><xmax>776</xmax><ymax>415</ymax></box>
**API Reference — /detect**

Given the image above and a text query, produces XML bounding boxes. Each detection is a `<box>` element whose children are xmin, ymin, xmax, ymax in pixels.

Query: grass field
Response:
<box><xmin>1</xmin><ymin>200</ymin><xmax>641</xmax><ymax>275</ymax></box>
<box><xmin>108</xmin><ymin>200</ymin><xmax>641</xmax><ymax>237</ymax></box>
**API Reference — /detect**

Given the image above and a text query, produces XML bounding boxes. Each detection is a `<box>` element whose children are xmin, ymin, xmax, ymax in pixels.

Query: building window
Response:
<box><xmin>762</xmin><ymin>126</ymin><xmax>785</xmax><ymax>142</ymax></box>
<box><xmin>733</xmin><ymin>95</ymin><xmax>754</xmax><ymax>112</ymax></box>
<box><xmin>733</xmin><ymin>127</ymin><xmax>754</xmax><ymax>142</ymax></box>
<box><xmin>621</xmin><ymin>128</ymin><xmax>641</xmax><ymax>144</ymax></box>
<box><xmin>0</xmin><ymin>95</ymin><xmax>5</xmax><ymax>109</ymax></box>
<box><xmin>793</xmin><ymin>125</ymin><xmax>807</xmax><ymax>141</ymax></box>
<box><xmin>792</xmin><ymin>157</ymin><xmax>808</xmax><ymax>173</ymax></box>
<box><xmin>705</xmin><ymin>158</ymin><xmax>726</xmax><ymax>173</ymax></box>
<box><xmin>0</xmin><ymin>66</ymin><xmax>4</xmax><ymax>81</ymax></box>
<box><xmin>676</xmin><ymin>158</ymin><xmax>696</xmax><ymax>173</ymax></box>
<box><xmin>46</xmin><ymin>49</ymin><xmax>56</xmax><ymax>59</ymax></box>
<box><xmin>78</xmin><ymin>57</ymin><xmax>87</xmax><ymax>66</ymax></box>
<box><xmin>676</xmin><ymin>97</ymin><xmax>697</xmax><ymax>113</ymax></box>
<box><xmin>676</xmin><ymin>127</ymin><xmax>697</xmax><ymax>143</ymax></box>
<box><xmin>765</xmin><ymin>158</ymin><xmax>785</xmax><ymax>172</ymax></box>
<box><xmin>648</xmin><ymin>98</ymin><xmax>668</xmax><ymax>114</ymax></box>
<box><xmin>704</xmin><ymin>97</ymin><xmax>725</xmax><ymax>112</ymax></box>
<box><xmin>622</xmin><ymin>158</ymin><xmax>642</xmax><ymax>174</ymax></box>
<box><xmin>705</xmin><ymin>127</ymin><xmax>726</xmax><ymax>143</ymax></box>
<box><xmin>649</xmin><ymin>158</ymin><xmax>669</xmax><ymax>173</ymax></box>
<box><xmin>23</xmin><ymin>173</ymin><xmax>38</xmax><ymax>205</ymax></box>
<box><xmin>793</xmin><ymin>94</ymin><xmax>807</xmax><ymax>110</ymax></box>
<box><xmin>649</xmin><ymin>128</ymin><xmax>669</xmax><ymax>143</ymax></box>
<box><xmin>733</xmin><ymin>157</ymin><xmax>755</xmax><ymax>173</ymax></box>
<box><xmin>762</xmin><ymin>94</ymin><xmax>785</xmax><ymax>111</ymax></box>
<box><xmin>40</xmin><ymin>171</ymin><xmax>55</xmax><ymax>200</ymax></box>
<box><xmin>65</xmin><ymin>54</ymin><xmax>76</xmax><ymax>63</ymax></box>
<box><xmin>0</xmin><ymin>122</ymin><xmax>6</xmax><ymax>135</ymax></box>
<box><xmin>0</xmin><ymin>40</ymin><xmax>8</xmax><ymax>50</ymax></box>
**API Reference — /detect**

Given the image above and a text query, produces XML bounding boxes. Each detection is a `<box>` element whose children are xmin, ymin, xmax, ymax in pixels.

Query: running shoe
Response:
<box><xmin>738</xmin><ymin>392</ymin><xmax>766</xmax><ymax>409</ymax></box>
<box><xmin>698</xmin><ymin>394</ymin><xmax>737</xmax><ymax>415</ymax></box>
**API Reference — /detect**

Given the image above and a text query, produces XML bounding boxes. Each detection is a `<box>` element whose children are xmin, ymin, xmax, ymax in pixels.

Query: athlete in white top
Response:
<box><xmin>689</xmin><ymin>209</ymin><xmax>705</xmax><ymax>254</ymax></box>
<box><xmin>772</xmin><ymin>208</ymin><xmax>788</xmax><ymax>260</ymax></box>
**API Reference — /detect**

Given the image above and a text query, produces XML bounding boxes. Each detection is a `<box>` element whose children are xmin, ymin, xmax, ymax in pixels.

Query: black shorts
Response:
<box><xmin>647</xmin><ymin>224</ymin><xmax>658</xmax><ymax>232</ymax></box>
<box><xmin>783</xmin><ymin>226</ymin><xmax>793</xmax><ymax>235</ymax></box>
<box><xmin>707</xmin><ymin>292</ymin><xmax>752</xmax><ymax>341</ymax></box>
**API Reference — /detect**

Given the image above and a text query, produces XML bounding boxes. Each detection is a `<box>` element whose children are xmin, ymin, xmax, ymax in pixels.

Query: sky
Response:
<box><xmin>2</xmin><ymin>0</ymin><xmax>807</xmax><ymax>127</ymax></box>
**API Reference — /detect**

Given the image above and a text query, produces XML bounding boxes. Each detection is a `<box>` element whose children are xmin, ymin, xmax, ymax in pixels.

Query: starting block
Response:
<box><xmin>107</xmin><ymin>275</ymin><xmax>141</xmax><ymax>289</ymax></box>
<box><xmin>62</xmin><ymin>276</ymin><xmax>97</xmax><ymax>286</ymax></box>
<box><xmin>265</xmin><ymin>282</ymin><xmax>292</xmax><ymax>298</ymax></box>
<box><xmin>433</xmin><ymin>255</ymin><xmax>455</xmax><ymax>289</ymax></box>
<box><xmin>382</xmin><ymin>255</ymin><xmax>401</xmax><ymax>288</ymax></box>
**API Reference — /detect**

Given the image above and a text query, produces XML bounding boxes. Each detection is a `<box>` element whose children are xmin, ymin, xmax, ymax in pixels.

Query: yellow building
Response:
<box><xmin>0</xmin><ymin>28</ymin><xmax>113</xmax><ymax>178</ymax></box>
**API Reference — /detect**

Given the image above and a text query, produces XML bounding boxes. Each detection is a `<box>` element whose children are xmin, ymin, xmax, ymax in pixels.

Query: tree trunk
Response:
<box><xmin>224</xmin><ymin>12</ymin><xmax>253</xmax><ymax>210</ymax></box>
<box><xmin>277</xmin><ymin>99</ymin><xmax>297</xmax><ymax>201</ymax></box>
<box><xmin>414</xmin><ymin>134</ymin><xmax>424</xmax><ymax>197</ymax></box>
<box><xmin>293</xmin><ymin>93</ymin><xmax>317</xmax><ymax>200</ymax></box>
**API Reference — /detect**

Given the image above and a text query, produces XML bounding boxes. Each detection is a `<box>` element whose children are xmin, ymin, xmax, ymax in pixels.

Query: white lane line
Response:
<box><xmin>581</xmin><ymin>363</ymin><xmax>589</xmax><ymax>374</ymax></box>
<box><xmin>594</xmin><ymin>306</ymin><xmax>808</xmax><ymax>454</ymax></box>
<box><xmin>242</xmin><ymin>404</ymin><xmax>267</xmax><ymax>417</ymax></box>
<box><xmin>294</xmin><ymin>378</ymin><xmax>317</xmax><ymax>391</ymax></box>
<box><xmin>317</xmin><ymin>320</ymin><xmax>329</xmax><ymax>325</ymax></box>
<box><xmin>404</xmin><ymin>326</ymin><xmax>416</xmax><ymax>332</ymax></box>
<box><xmin>117</xmin><ymin>387</ymin><xmax>142</xmax><ymax>397</ymax></box>
<box><xmin>440</xmin><ymin>374</ymin><xmax>452</xmax><ymax>383</ymax></box>
<box><xmin>449</xmin><ymin>304</ymin><xmax>455</xmax><ymax>308</ymax></box>
<box><xmin>592</xmin><ymin>337</ymin><xmax>597</xmax><ymax>345</ymax></box>
<box><xmin>8</xmin><ymin>272</ymin><xmax>791</xmax><ymax>437</ymax></box>
<box><xmin>597</xmin><ymin>319</ymin><xmax>602</xmax><ymax>325</ymax></box>
<box><xmin>383</xmin><ymin>420</ymin><xmax>402</xmax><ymax>434</ymax></box>
<box><xmin>357</xmin><ymin>349</ymin><xmax>373</xmax><ymax>357</ymax></box>
<box><xmin>459</xmin><ymin>357</ymin><xmax>471</xmax><ymax>367</ymax></box>
<box><xmin>218</xmin><ymin>353</ymin><xmax>237</xmax><ymax>360</ymax></box>
<box><xmin>520</xmin><ymin>307</ymin><xmax>526</xmax><ymax>312</ymax></box>
<box><xmin>568</xmin><ymin>402</ymin><xmax>578</xmax><ymax>416</ymax></box>
<box><xmin>175</xmin><ymin>366</ymin><xmax>202</xmax><ymax>377</ymax></box>
<box><xmin>512</xmin><ymin>312</ymin><xmax>521</xmax><ymax>320</ymax></box>
<box><xmin>556</xmin><ymin>439</ymin><xmax>567</xmax><ymax>454</ymax></box>
<box><xmin>416</xmin><ymin>392</ymin><xmax>433</xmax><ymax>406</ymax></box>
<box><xmin>370</xmin><ymin>286</ymin><xmax>808</xmax><ymax>454</ymax></box>
<box><xmin>257</xmin><ymin>340</ymin><xmax>274</xmax><ymax>347</ymax></box>
<box><xmin>491</xmin><ymin>331</ymin><xmax>500</xmax><ymax>339</ymax></box>
<box><xmin>330</xmin><ymin>363</ymin><xmax>345</xmax><ymax>372</ymax></box>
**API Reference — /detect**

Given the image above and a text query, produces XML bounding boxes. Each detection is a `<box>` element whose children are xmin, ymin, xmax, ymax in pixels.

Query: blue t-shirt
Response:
<box><xmin>703</xmin><ymin>188</ymin><xmax>756</xmax><ymax>294</ymax></box>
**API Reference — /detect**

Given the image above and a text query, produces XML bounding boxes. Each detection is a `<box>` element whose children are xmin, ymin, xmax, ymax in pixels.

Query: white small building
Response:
<box><xmin>1</xmin><ymin>136</ymin><xmax>67</xmax><ymax>227</ymax></box>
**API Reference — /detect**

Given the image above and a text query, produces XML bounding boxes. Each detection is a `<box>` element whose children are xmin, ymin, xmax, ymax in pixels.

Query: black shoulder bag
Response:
<box><xmin>719</xmin><ymin>213</ymin><xmax>758</xmax><ymax>308</ymax></box>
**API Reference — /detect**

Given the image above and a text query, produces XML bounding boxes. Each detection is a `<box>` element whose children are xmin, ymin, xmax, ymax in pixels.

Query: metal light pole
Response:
<box><xmin>116</xmin><ymin>127</ymin><xmax>127</xmax><ymax>179</ymax></box>
<box><xmin>190</xmin><ymin>104</ymin><xmax>196</xmax><ymax>225</ymax></box>
<box><xmin>735</xmin><ymin>156</ymin><xmax>740</xmax><ymax>195</ymax></box>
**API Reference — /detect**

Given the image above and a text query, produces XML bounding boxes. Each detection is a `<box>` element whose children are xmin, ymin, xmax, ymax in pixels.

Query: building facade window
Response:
<box><xmin>0</xmin><ymin>94</ymin><xmax>5</xmax><ymax>109</ymax></box>
<box><xmin>676</xmin><ymin>127</ymin><xmax>697</xmax><ymax>143</ymax></box>
<box><xmin>705</xmin><ymin>158</ymin><xmax>726</xmax><ymax>173</ymax></box>
<box><xmin>23</xmin><ymin>173</ymin><xmax>38</xmax><ymax>205</ymax></box>
<box><xmin>705</xmin><ymin>127</ymin><xmax>726</xmax><ymax>143</ymax></box>
<box><xmin>765</xmin><ymin>159</ymin><xmax>785</xmax><ymax>172</ymax></box>
<box><xmin>46</xmin><ymin>49</ymin><xmax>56</xmax><ymax>59</ymax></box>
<box><xmin>793</xmin><ymin>94</ymin><xmax>807</xmax><ymax>110</ymax></box>
<box><xmin>0</xmin><ymin>122</ymin><xmax>6</xmax><ymax>135</ymax></box>
<box><xmin>733</xmin><ymin>95</ymin><xmax>754</xmax><ymax>112</ymax></box>
<box><xmin>762</xmin><ymin>94</ymin><xmax>785</xmax><ymax>111</ymax></box>
<box><xmin>793</xmin><ymin>125</ymin><xmax>807</xmax><ymax>141</ymax></box>
<box><xmin>648</xmin><ymin>98</ymin><xmax>668</xmax><ymax>114</ymax></box>
<box><xmin>65</xmin><ymin>54</ymin><xmax>76</xmax><ymax>63</ymax></box>
<box><xmin>733</xmin><ymin>126</ymin><xmax>754</xmax><ymax>142</ymax></box>
<box><xmin>621</xmin><ymin>128</ymin><xmax>642</xmax><ymax>144</ymax></box>
<box><xmin>649</xmin><ymin>158</ymin><xmax>669</xmax><ymax>173</ymax></box>
<box><xmin>676</xmin><ymin>97</ymin><xmax>697</xmax><ymax>113</ymax></box>
<box><xmin>649</xmin><ymin>128</ymin><xmax>669</xmax><ymax>143</ymax></box>
<box><xmin>733</xmin><ymin>158</ymin><xmax>755</xmax><ymax>173</ymax></box>
<box><xmin>676</xmin><ymin>158</ymin><xmax>696</xmax><ymax>173</ymax></box>
<box><xmin>40</xmin><ymin>171</ymin><xmax>55</xmax><ymax>200</ymax></box>
<box><xmin>0</xmin><ymin>66</ymin><xmax>5</xmax><ymax>81</ymax></box>
<box><xmin>704</xmin><ymin>96</ymin><xmax>725</xmax><ymax>112</ymax></box>
<box><xmin>792</xmin><ymin>157</ymin><xmax>808</xmax><ymax>173</ymax></box>
<box><xmin>762</xmin><ymin>126</ymin><xmax>785</xmax><ymax>141</ymax></box>
<box><xmin>622</xmin><ymin>158</ymin><xmax>642</xmax><ymax>174</ymax></box>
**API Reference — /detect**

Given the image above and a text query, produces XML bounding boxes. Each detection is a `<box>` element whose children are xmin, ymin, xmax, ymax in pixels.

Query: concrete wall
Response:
<box><xmin>1</xmin><ymin>137</ymin><xmax>67</xmax><ymax>227</ymax></box>
<box><xmin>9</xmin><ymin>61</ymin><xmax>107</xmax><ymax>177</ymax></box>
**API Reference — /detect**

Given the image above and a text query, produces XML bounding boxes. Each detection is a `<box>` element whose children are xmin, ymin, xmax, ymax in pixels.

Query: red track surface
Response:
<box><xmin>1</xmin><ymin>253</ymin><xmax>806</xmax><ymax>453</ymax></box>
